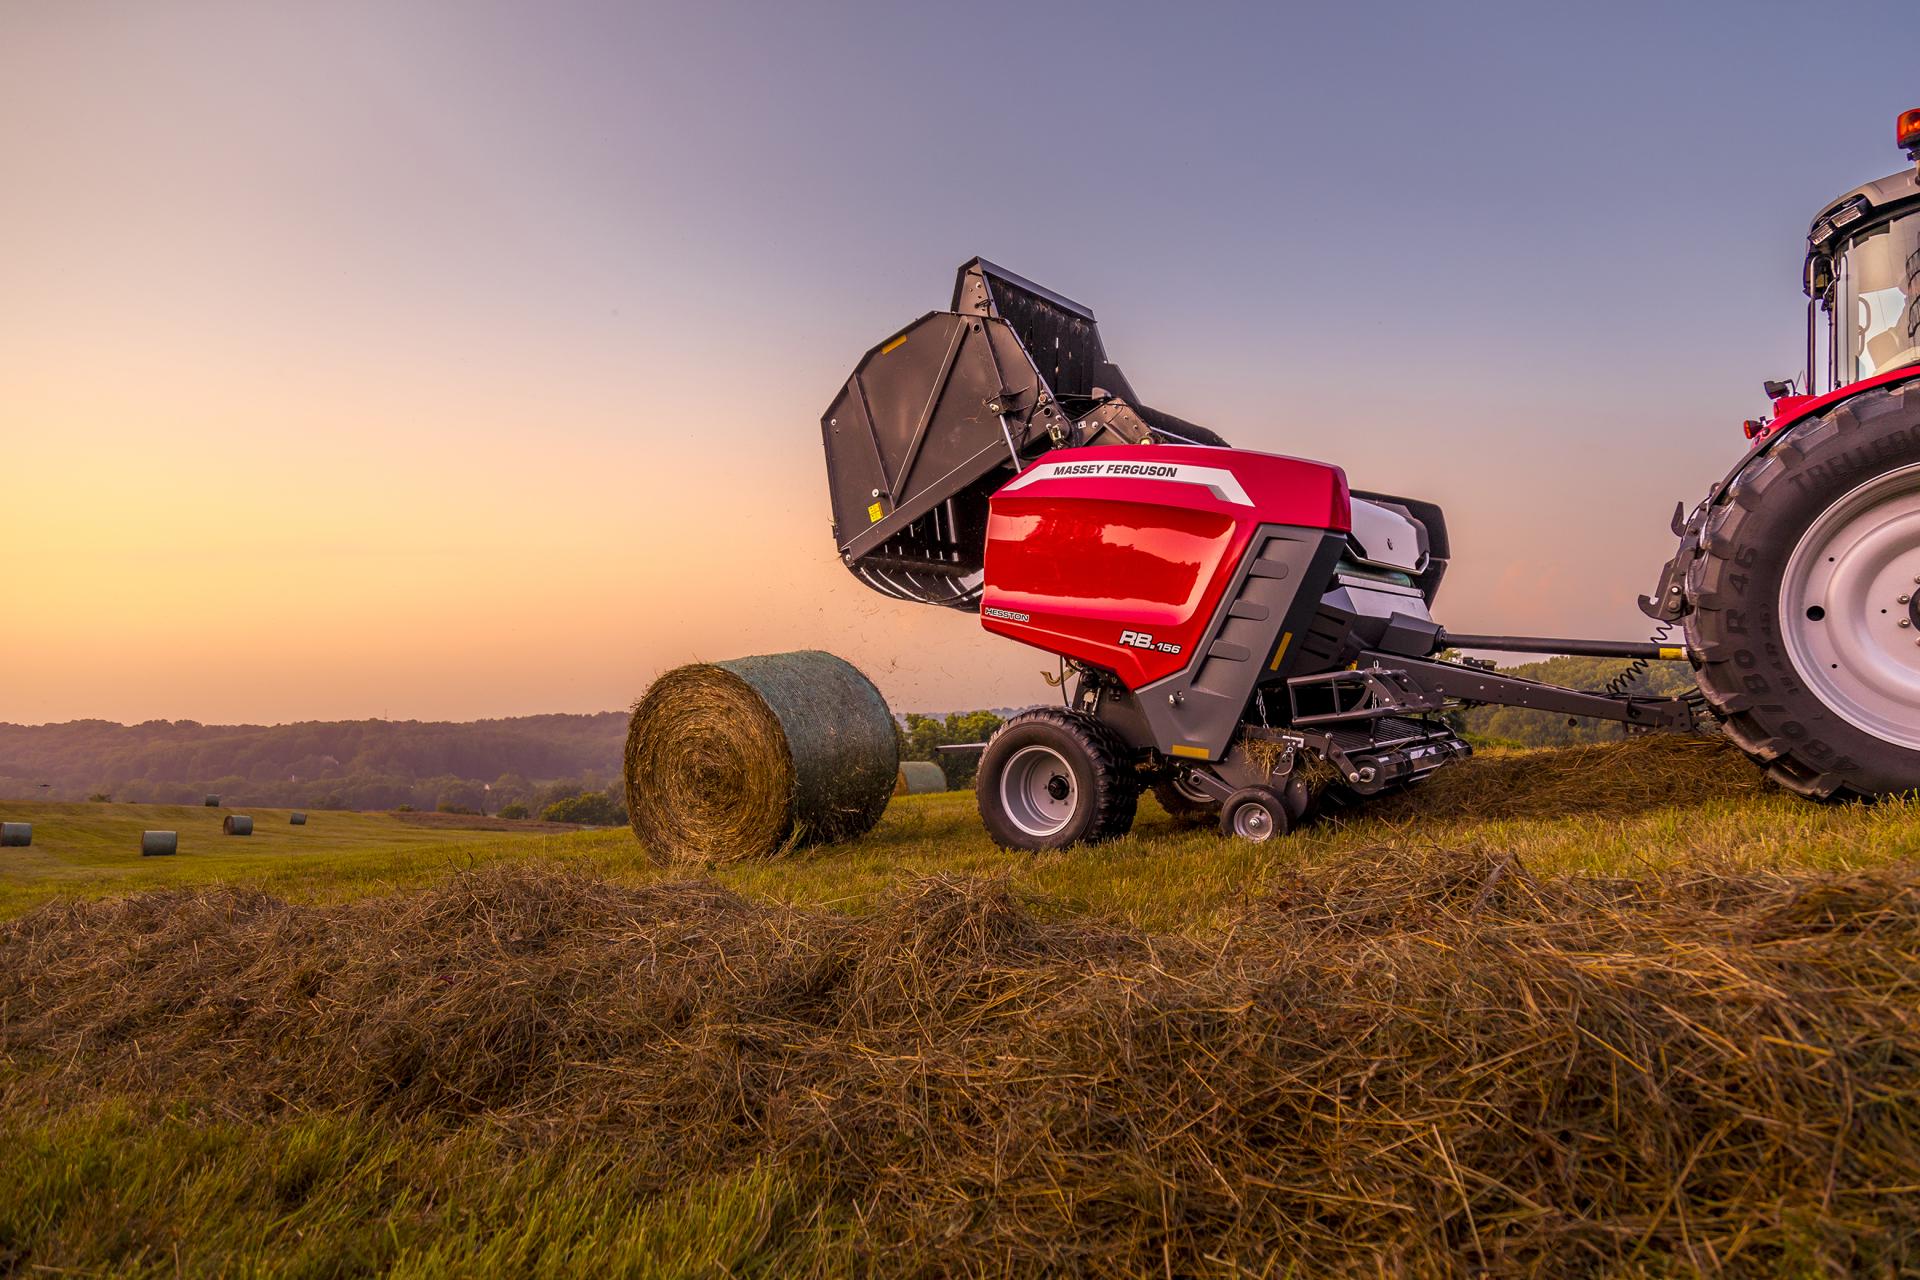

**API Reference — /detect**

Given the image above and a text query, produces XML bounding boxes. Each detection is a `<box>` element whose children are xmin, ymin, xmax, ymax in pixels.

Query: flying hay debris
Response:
<box><xmin>624</xmin><ymin>650</ymin><xmax>898</xmax><ymax>864</ymax></box>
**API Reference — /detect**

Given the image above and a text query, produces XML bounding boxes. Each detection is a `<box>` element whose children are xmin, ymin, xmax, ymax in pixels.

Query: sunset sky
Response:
<box><xmin>3</xmin><ymin>0</ymin><xmax>1915</xmax><ymax>725</ymax></box>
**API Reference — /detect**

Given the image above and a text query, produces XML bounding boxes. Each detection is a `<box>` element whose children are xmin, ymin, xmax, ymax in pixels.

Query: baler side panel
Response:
<box><xmin>982</xmin><ymin>498</ymin><xmax>1253</xmax><ymax>688</ymax></box>
<box><xmin>980</xmin><ymin>446</ymin><xmax>1352</xmax><ymax>726</ymax></box>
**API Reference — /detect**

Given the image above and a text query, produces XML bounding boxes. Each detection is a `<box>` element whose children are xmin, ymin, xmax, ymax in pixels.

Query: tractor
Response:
<box><xmin>820</xmin><ymin>110</ymin><xmax>1920</xmax><ymax>849</ymax></box>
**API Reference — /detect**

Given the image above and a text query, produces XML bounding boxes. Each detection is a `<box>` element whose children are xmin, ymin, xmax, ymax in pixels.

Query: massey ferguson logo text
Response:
<box><xmin>1049</xmin><ymin>461</ymin><xmax>1179</xmax><ymax>479</ymax></box>
<box><xmin>1119</xmin><ymin>630</ymin><xmax>1183</xmax><ymax>654</ymax></box>
<box><xmin>1000</xmin><ymin>459</ymin><xmax>1255</xmax><ymax>506</ymax></box>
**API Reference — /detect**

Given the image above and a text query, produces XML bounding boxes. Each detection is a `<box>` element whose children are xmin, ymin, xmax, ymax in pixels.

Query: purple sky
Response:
<box><xmin>3</xmin><ymin>1</ymin><xmax>1915</xmax><ymax>722</ymax></box>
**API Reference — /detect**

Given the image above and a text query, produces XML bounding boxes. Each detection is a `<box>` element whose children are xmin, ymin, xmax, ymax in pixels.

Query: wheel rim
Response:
<box><xmin>1170</xmin><ymin>773</ymin><xmax>1213</xmax><ymax>805</ymax></box>
<box><xmin>999</xmin><ymin>744</ymin><xmax>1078</xmax><ymax>839</ymax></box>
<box><xmin>1780</xmin><ymin>461</ymin><xmax>1920</xmax><ymax>751</ymax></box>
<box><xmin>1231</xmin><ymin>801</ymin><xmax>1275</xmax><ymax>841</ymax></box>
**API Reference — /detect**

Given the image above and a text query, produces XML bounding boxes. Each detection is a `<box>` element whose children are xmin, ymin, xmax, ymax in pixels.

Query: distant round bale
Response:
<box><xmin>141</xmin><ymin>831</ymin><xmax>178</xmax><ymax>857</ymax></box>
<box><xmin>204</xmin><ymin>795</ymin><xmax>221</xmax><ymax>807</ymax></box>
<box><xmin>895</xmin><ymin>761</ymin><xmax>948</xmax><ymax>795</ymax></box>
<box><xmin>0</xmin><ymin>822</ymin><xmax>31</xmax><ymax>848</ymax></box>
<box><xmin>222</xmin><ymin>815</ymin><xmax>253</xmax><ymax>836</ymax></box>
<box><xmin>289</xmin><ymin>812</ymin><xmax>308</xmax><ymax>825</ymax></box>
<box><xmin>625</xmin><ymin>650</ymin><xmax>898</xmax><ymax>865</ymax></box>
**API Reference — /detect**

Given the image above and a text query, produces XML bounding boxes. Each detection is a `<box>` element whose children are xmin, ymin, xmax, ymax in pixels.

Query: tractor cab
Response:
<box><xmin>1803</xmin><ymin>110</ymin><xmax>1920</xmax><ymax>393</ymax></box>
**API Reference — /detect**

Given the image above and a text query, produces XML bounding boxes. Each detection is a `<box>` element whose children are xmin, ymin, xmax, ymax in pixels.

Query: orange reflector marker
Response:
<box><xmin>879</xmin><ymin>333</ymin><xmax>909</xmax><ymax>355</ymax></box>
<box><xmin>1170</xmin><ymin>744</ymin><xmax>1209</xmax><ymax>760</ymax></box>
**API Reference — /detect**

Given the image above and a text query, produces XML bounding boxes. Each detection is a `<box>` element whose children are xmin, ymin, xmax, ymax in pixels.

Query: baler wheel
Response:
<box><xmin>1685</xmin><ymin>382</ymin><xmax>1920</xmax><ymax>798</ymax></box>
<box><xmin>976</xmin><ymin>708</ymin><xmax>1137</xmax><ymax>851</ymax></box>
<box><xmin>1219</xmin><ymin>786</ymin><xmax>1291</xmax><ymax>843</ymax></box>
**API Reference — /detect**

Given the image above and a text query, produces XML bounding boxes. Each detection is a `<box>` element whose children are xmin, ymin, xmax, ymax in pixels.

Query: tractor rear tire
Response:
<box><xmin>1684</xmin><ymin>382</ymin><xmax>1920</xmax><ymax>799</ymax></box>
<box><xmin>976</xmin><ymin>708</ymin><xmax>1138</xmax><ymax>850</ymax></box>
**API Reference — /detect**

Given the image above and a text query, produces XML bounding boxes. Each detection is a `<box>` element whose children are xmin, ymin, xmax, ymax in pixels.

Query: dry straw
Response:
<box><xmin>4</xmin><ymin>851</ymin><xmax>1916</xmax><ymax>1274</ymax></box>
<box><xmin>624</xmin><ymin>651</ymin><xmax>898</xmax><ymax>865</ymax></box>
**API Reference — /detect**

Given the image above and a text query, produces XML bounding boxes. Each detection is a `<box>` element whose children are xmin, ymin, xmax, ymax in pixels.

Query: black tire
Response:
<box><xmin>1219</xmin><ymin>786</ymin><xmax>1291</xmax><ymax>842</ymax></box>
<box><xmin>1278</xmin><ymin>774</ymin><xmax>1314</xmax><ymax>825</ymax></box>
<box><xmin>1151</xmin><ymin>773</ymin><xmax>1219</xmax><ymax>826</ymax></box>
<box><xmin>1684</xmin><ymin>382</ymin><xmax>1920</xmax><ymax>799</ymax></box>
<box><xmin>976</xmin><ymin>709</ymin><xmax>1138</xmax><ymax>850</ymax></box>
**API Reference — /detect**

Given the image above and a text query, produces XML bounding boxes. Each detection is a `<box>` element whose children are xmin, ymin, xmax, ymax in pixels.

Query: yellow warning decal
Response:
<box><xmin>1170</xmin><ymin>744</ymin><xmax>1209</xmax><ymax>760</ymax></box>
<box><xmin>1268</xmin><ymin>631</ymin><xmax>1293</xmax><ymax>672</ymax></box>
<box><xmin>879</xmin><ymin>333</ymin><xmax>909</xmax><ymax>355</ymax></box>
<box><xmin>867</xmin><ymin>501</ymin><xmax>885</xmax><ymax>523</ymax></box>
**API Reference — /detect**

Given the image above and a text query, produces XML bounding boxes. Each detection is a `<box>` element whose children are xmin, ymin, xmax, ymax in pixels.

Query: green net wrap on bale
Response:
<box><xmin>895</xmin><ymin>761</ymin><xmax>948</xmax><ymax>794</ymax></box>
<box><xmin>625</xmin><ymin>651</ymin><xmax>898</xmax><ymax>864</ymax></box>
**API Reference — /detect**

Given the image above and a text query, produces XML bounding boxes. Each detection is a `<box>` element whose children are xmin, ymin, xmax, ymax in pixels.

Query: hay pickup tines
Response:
<box><xmin>825</xmin><ymin>132</ymin><xmax>1920</xmax><ymax>848</ymax></box>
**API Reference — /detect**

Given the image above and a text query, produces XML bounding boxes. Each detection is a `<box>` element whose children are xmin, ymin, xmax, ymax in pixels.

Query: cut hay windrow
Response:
<box><xmin>623</xmin><ymin>650</ymin><xmax>898</xmax><ymax>864</ymax></box>
<box><xmin>3</xmin><ymin>854</ymin><xmax>1917</xmax><ymax>1275</ymax></box>
<box><xmin>1374</xmin><ymin>733</ymin><xmax>1767</xmax><ymax>821</ymax></box>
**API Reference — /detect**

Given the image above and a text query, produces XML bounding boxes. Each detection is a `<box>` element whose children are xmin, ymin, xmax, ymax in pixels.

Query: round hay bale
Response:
<box><xmin>222</xmin><ymin>814</ymin><xmax>253</xmax><ymax>836</ymax></box>
<box><xmin>895</xmin><ymin>760</ymin><xmax>948</xmax><ymax>795</ymax></box>
<box><xmin>289</xmin><ymin>812</ymin><xmax>308</xmax><ymax>825</ymax></box>
<box><xmin>625</xmin><ymin>650</ymin><xmax>898</xmax><ymax>865</ymax></box>
<box><xmin>141</xmin><ymin>830</ymin><xmax>177</xmax><ymax>857</ymax></box>
<box><xmin>204</xmin><ymin>794</ymin><xmax>221</xmax><ymax>807</ymax></box>
<box><xmin>0</xmin><ymin>822</ymin><xmax>31</xmax><ymax>848</ymax></box>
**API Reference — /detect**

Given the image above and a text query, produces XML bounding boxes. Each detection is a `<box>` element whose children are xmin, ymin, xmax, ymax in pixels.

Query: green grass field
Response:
<box><xmin>5</xmin><ymin>738</ymin><xmax>1918</xmax><ymax>930</ymax></box>
<box><xmin>4</xmin><ymin>738</ymin><xmax>1919</xmax><ymax>1276</ymax></box>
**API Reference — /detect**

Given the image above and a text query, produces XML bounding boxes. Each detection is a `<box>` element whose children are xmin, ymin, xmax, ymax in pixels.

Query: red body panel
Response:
<box><xmin>1754</xmin><ymin>366</ymin><xmax>1920</xmax><ymax>442</ymax></box>
<box><xmin>979</xmin><ymin>445</ymin><xmax>1350</xmax><ymax>688</ymax></box>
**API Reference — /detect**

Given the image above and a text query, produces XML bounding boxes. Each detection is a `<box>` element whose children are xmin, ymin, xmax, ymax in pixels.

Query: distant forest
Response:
<box><xmin>0</xmin><ymin>714</ymin><xmax>628</xmax><ymax>813</ymax></box>
<box><xmin>0</xmin><ymin>658</ymin><xmax>1694</xmax><ymax>812</ymax></box>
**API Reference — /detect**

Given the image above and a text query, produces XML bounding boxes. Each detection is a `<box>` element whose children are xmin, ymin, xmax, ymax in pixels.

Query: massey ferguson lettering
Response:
<box><xmin>1050</xmin><ymin>461</ymin><xmax>1180</xmax><ymax>479</ymax></box>
<box><xmin>1000</xmin><ymin>459</ymin><xmax>1255</xmax><ymax>505</ymax></box>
